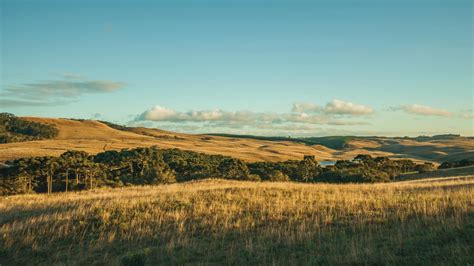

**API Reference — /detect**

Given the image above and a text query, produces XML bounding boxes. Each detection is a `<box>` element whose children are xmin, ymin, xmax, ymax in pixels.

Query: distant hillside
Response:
<box><xmin>209</xmin><ymin>134</ymin><xmax>357</xmax><ymax>149</ymax></box>
<box><xmin>396</xmin><ymin>165</ymin><xmax>474</xmax><ymax>181</ymax></box>
<box><xmin>0</xmin><ymin>116</ymin><xmax>472</xmax><ymax>163</ymax></box>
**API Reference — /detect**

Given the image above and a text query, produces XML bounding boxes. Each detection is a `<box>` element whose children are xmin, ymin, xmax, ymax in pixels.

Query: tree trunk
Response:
<box><xmin>47</xmin><ymin>171</ymin><xmax>52</xmax><ymax>194</ymax></box>
<box><xmin>65</xmin><ymin>169</ymin><xmax>69</xmax><ymax>192</ymax></box>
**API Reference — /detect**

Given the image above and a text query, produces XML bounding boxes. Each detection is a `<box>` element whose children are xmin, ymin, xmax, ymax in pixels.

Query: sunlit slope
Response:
<box><xmin>396</xmin><ymin>165</ymin><xmax>474</xmax><ymax>181</ymax></box>
<box><xmin>0</xmin><ymin>117</ymin><xmax>472</xmax><ymax>163</ymax></box>
<box><xmin>0</xmin><ymin>118</ymin><xmax>354</xmax><ymax>162</ymax></box>
<box><xmin>363</xmin><ymin>137</ymin><xmax>474</xmax><ymax>162</ymax></box>
<box><xmin>1</xmin><ymin>176</ymin><xmax>473</xmax><ymax>265</ymax></box>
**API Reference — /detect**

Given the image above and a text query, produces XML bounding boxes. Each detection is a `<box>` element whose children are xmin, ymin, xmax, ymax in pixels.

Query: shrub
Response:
<box><xmin>267</xmin><ymin>170</ymin><xmax>290</xmax><ymax>182</ymax></box>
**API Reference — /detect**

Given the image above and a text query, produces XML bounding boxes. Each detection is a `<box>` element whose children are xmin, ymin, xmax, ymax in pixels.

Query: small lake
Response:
<box><xmin>319</xmin><ymin>161</ymin><xmax>337</xmax><ymax>166</ymax></box>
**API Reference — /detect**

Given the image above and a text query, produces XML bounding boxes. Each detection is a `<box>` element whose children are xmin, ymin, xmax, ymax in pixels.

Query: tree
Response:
<box><xmin>218</xmin><ymin>158</ymin><xmax>251</xmax><ymax>180</ymax></box>
<box><xmin>267</xmin><ymin>170</ymin><xmax>290</xmax><ymax>182</ymax></box>
<box><xmin>415</xmin><ymin>163</ymin><xmax>434</xmax><ymax>173</ymax></box>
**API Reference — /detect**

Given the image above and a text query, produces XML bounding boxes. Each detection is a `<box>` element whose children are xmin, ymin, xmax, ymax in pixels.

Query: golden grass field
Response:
<box><xmin>0</xmin><ymin>117</ymin><xmax>473</xmax><ymax>164</ymax></box>
<box><xmin>1</xmin><ymin>176</ymin><xmax>473</xmax><ymax>265</ymax></box>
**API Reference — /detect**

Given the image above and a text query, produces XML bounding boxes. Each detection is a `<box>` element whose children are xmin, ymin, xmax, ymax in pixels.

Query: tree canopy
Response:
<box><xmin>0</xmin><ymin>146</ymin><xmax>434</xmax><ymax>195</ymax></box>
<box><xmin>0</xmin><ymin>113</ymin><xmax>58</xmax><ymax>143</ymax></box>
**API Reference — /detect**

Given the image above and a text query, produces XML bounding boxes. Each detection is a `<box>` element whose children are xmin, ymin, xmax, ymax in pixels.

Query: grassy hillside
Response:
<box><xmin>0</xmin><ymin>117</ymin><xmax>472</xmax><ymax>163</ymax></box>
<box><xmin>396</xmin><ymin>165</ymin><xmax>474</xmax><ymax>181</ymax></box>
<box><xmin>209</xmin><ymin>134</ymin><xmax>357</xmax><ymax>149</ymax></box>
<box><xmin>0</xmin><ymin>118</ymin><xmax>392</xmax><ymax>163</ymax></box>
<box><xmin>1</xmin><ymin>177</ymin><xmax>473</xmax><ymax>265</ymax></box>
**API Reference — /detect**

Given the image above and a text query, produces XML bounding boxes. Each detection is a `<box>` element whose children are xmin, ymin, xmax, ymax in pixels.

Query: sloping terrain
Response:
<box><xmin>1</xmin><ymin>176</ymin><xmax>472</xmax><ymax>265</ymax></box>
<box><xmin>346</xmin><ymin>137</ymin><xmax>474</xmax><ymax>162</ymax></box>
<box><xmin>0</xmin><ymin>117</ymin><xmax>472</xmax><ymax>163</ymax></box>
<box><xmin>396</xmin><ymin>165</ymin><xmax>474</xmax><ymax>181</ymax></box>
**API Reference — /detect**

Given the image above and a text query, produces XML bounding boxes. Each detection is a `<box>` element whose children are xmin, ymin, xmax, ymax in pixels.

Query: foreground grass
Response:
<box><xmin>1</xmin><ymin>177</ymin><xmax>473</xmax><ymax>265</ymax></box>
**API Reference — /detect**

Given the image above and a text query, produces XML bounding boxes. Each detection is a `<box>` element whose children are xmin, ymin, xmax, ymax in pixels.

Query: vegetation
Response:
<box><xmin>0</xmin><ymin>113</ymin><xmax>58</xmax><ymax>143</ymax></box>
<box><xmin>98</xmin><ymin>120</ymin><xmax>132</xmax><ymax>131</ymax></box>
<box><xmin>1</xmin><ymin>147</ymin><xmax>433</xmax><ymax>196</ymax></box>
<box><xmin>209</xmin><ymin>134</ymin><xmax>358</xmax><ymax>149</ymax></box>
<box><xmin>0</xmin><ymin>177</ymin><xmax>472</xmax><ymax>265</ymax></box>
<box><xmin>439</xmin><ymin>159</ymin><xmax>474</xmax><ymax>169</ymax></box>
<box><xmin>248</xmin><ymin>154</ymin><xmax>429</xmax><ymax>183</ymax></box>
<box><xmin>412</xmin><ymin>134</ymin><xmax>462</xmax><ymax>141</ymax></box>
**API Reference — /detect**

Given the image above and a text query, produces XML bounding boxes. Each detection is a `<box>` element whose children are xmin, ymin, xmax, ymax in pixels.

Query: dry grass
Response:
<box><xmin>0</xmin><ymin>118</ymin><xmax>383</xmax><ymax>162</ymax></box>
<box><xmin>1</xmin><ymin>176</ymin><xmax>473</xmax><ymax>265</ymax></box>
<box><xmin>1</xmin><ymin>117</ymin><xmax>472</xmax><ymax>163</ymax></box>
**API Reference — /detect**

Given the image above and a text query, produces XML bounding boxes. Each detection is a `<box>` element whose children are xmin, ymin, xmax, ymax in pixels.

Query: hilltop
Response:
<box><xmin>0</xmin><ymin>116</ymin><xmax>472</xmax><ymax>163</ymax></box>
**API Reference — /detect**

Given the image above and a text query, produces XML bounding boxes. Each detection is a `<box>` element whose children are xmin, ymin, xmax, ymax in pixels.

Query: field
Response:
<box><xmin>1</xmin><ymin>176</ymin><xmax>473</xmax><ymax>265</ymax></box>
<box><xmin>1</xmin><ymin>117</ymin><xmax>473</xmax><ymax>163</ymax></box>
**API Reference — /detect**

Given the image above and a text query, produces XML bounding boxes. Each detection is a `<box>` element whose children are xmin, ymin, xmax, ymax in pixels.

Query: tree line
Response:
<box><xmin>0</xmin><ymin>147</ymin><xmax>438</xmax><ymax>195</ymax></box>
<box><xmin>0</xmin><ymin>113</ymin><xmax>58</xmax><ymax>143</ymax></box>
<box><xmin>439</xmin><ymin>159</ymin><xmax>474</xmax><ymax>169</ymax></box>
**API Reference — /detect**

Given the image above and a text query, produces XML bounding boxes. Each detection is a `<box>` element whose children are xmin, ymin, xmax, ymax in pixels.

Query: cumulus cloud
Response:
<box><xmin>136</xmin><ymin>102</ymin><xmax>371</xmax><ymax>128</ymax></box>
<box><xmin>292</xmin><ymin>99</ymin><xmax>373</xmax><ymax>116</ymax></box>
<box><xmin>292</xmin><ymin>103</ymin><xmax>321</xmax><ymax>113</ymax></box>
<box><xmin>324</xmin><ymin>99</ymin><xmax>373</xmax><ymax>115</ymax></box>
<box><xmin>395</xmin><ymin>104</ymin><xmax>452</xmax><ymax>117</ymax></box>
<box><xmin>136</xmin><ymin>106</ymin><xmax>281</xmax><ymax>124</ymax></box>
<box><xmin>1</xmin><ymin>76</ymin><xmax>125</xmax><ymax>107</ymax></box>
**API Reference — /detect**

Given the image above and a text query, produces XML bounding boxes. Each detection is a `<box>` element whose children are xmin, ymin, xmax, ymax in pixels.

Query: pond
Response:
<box><xmin>319</xmin><ymin>161</ymin><xmax>337</xmax><ymax>166</ymax></box>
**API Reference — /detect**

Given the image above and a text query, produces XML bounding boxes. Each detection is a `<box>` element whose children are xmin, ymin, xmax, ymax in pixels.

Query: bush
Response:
<box><xmin>267</xmin><ymin>170</ymin><xmax>290</xmax><ymax>182</ymax></box>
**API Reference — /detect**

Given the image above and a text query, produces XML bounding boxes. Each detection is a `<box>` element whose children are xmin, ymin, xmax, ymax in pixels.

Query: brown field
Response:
<box><xmin>1</xmin><ymin>176</ymin><xmax>473</xmax><ymax>265</ymax></box>
<box><xmin>397</xmin><ymin>165</ymin><xmax>474</xmax><ymax>181</ymax></box>
<box><xmin>0</xmin><ymin>117</ymin><xmax>472</xmax><ymax>164</ymax></box>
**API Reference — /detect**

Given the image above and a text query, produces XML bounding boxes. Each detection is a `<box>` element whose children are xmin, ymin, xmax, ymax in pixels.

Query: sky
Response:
<box><xmin>0</xmin><ymin>0</ymin><xmax>473</xmax><ymax>137</ymax></box>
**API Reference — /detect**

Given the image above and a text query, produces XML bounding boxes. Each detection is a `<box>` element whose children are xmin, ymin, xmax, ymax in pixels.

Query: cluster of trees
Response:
<box><xmin>0</xmin><ymin>147</ymin><xmax>434</xmax><ymax>195</ymax></box>
<box><xmin>0</xmin><ymin>113</ymin><xmax>58</xmax><ymax>143</ymax></box>
<box><xmin>248</xmin><ymin>155</ymin><xmax>321</xmax><ymax>182</ymax></box>
<box><xmin>249</xmin><ymin>154</ymin><xmax>432</xmax><ymax>183</ymax></box>
<box><xmin>439</xmin><ymin>159</ymin><xmax>474</xmax><ymax>169</ymax></box>
<box><xmin>98</xmin><ymin>120</ymin><xmax>132</xmax><ymax>132</ymax></box>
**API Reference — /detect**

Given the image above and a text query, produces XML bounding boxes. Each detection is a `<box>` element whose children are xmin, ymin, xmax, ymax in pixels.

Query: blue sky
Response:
<box><xmin>1</xmin><ymin>0</ymin><xmax>472</xmax><ymax>136</ymax></box>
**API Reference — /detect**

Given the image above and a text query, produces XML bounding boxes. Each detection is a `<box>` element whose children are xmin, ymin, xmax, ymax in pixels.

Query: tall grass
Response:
<box><xmin>1</xmin><ymin>177</ymin><xmax>473</xmax><ymax>265</ymax></box>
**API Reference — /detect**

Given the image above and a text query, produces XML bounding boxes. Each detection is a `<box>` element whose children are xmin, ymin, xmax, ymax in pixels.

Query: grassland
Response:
<box><xmin>1</xmin><ymin>117</ymin><xmax>473</xmax><ymax>163</ymax></box>
<box><xmin>1</xmin><ymin>176</ymin><xmax>473</xmax><ymax>265</ymax></box>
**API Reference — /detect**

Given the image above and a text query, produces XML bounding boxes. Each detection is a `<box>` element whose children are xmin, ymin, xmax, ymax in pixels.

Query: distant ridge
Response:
<box><xmin>0</xmin><ymin>116</ymin><xmax>472</xmax><ymax>164</ymax></box>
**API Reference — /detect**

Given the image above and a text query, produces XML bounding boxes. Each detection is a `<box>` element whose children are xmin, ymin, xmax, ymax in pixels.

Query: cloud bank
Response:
<box><xmin>1</xmin><ymin>75</ymin><xmax>125</xmax><ymax>107</ymax></box>
<box><xmin>136</xmin><ymin>100</ymin><xmax>372</xmax><ymax>130</ymax></box>
<box><xmin>395</xmin><ymin>104</ymin><xmax>452</xmax><ymax>117</ymax></box>
<box><xmin>292</xmin><ymin>100</ymin><xmax>373</xmax><ymax>115</ymax></box>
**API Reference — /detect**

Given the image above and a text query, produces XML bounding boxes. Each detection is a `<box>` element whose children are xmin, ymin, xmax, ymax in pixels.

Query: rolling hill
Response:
<box><xmin>0</xmin><ymin>117</ymin><xmax>472</xmax><ymax>164</ymax></box>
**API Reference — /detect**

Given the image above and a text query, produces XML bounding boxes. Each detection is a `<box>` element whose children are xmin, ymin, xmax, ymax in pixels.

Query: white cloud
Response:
<box><xmin>323</xmin><ymin>99</ymin><xmax>373</xmax><ymax>115</ymax></box>
<box><xmin>136</xmin><ymin>103</ymin><xmax>370</xmax><ymax>128</ymax></box>
<box><xmin>292</xmin><ymin>103</ymin><xmax>321</xmax><ymax>113</ymax></box>
<box><xmin>292</xmin><ymin>99</ymin><xmax>373</xmax><ymax>116</ymax></box>
<box><xmin>137</xmin><ymin>106</ymin><xmax>281</xmax><ymax>124</ymax></box>
<box><xmin>139</xmin><ymin>105</ymin><xmax>179</xmax><ymax>121</ymax></box>
<box><xmin>397</xmin><ymin>104</ymin><xmax>452</xmax><ymax>117</ymax></box>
